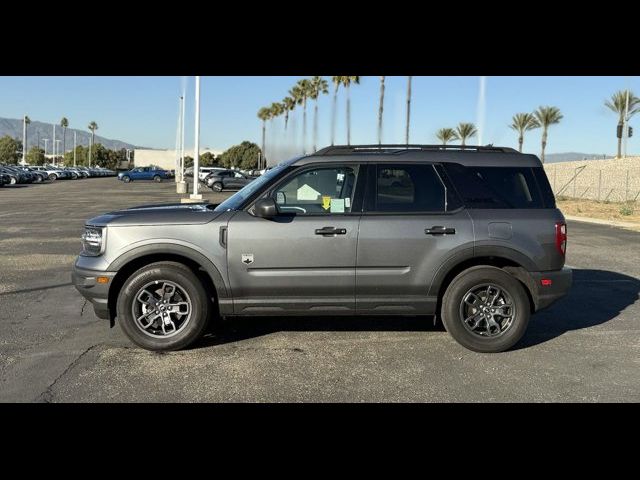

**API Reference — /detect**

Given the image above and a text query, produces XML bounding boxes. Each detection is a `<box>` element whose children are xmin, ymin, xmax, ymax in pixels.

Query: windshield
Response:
<box><xmin>214</xmin><ymin>162</ymin><xmax>290</xmax><ymax>212</ymax></box>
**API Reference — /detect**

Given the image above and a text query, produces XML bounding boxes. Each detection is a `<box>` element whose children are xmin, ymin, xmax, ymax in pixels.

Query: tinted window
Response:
<box><xmin>373</xmin><ymin>164</ymin><xmax>445</xmax><ymax>212</ymax></box>
<box><xmin>444</xmin><ymin>164</ymin><xmax>546</xmax><ymax>209</ymax></box>
<box><xmin>274</xmin><ymin>166</ymin><xmax>359</xmax><ymax>214</ymax></box>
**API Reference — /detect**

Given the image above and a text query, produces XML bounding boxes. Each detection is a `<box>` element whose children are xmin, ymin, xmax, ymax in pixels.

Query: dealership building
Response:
<box><xmin>133</xmin><ymin>148</ymin><xmax>222</xmax><ymax>171</ymax></box>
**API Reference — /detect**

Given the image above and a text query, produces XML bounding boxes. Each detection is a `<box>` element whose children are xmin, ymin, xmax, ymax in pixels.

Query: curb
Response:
<box><xmin>565</xmin><ymin>215</ymin><xmax>640</xmax><ymax>232</ymax></box>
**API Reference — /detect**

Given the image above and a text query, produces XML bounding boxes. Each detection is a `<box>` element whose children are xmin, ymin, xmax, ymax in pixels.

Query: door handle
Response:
<box><xmin>425</xmin><ymin>226</ymin><xmax>456</xmax><ymax>235</ymax></box>
<box><xmin>315</xmin><ymin>226</ymin><xmax>347</xmax><ymax>236</ymax></box>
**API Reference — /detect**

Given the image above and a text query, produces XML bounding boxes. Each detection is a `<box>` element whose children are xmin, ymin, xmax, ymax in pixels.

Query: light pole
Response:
<box><xmin>189</xmin><ymin>76</ymin><xmax>202</xmax><ymax>201</ymax></box>
<box><xmin>73</xmin><ymin>131</ymin><xmax>77</xmax><ymax>166</ymax></box>
<box><xmin>55</xmin><ymin>140</ymin><xmax>61</xmax><ymax>164</ymax></box>
<box><xmin>43</xmin><ymin>138</ymin><xmax>49</xmax><ymax>163</ymax></box>
<box><xmin>21</xmin><ymin>115</ymin><xmax>27</xmax><ymax>165</ymax></box>
<box><xmin>623</xmin><ymin>87</ymin><xmax>630</xmax><ymax>158</ymax></box>
<box><xmin>52</xmin><ymin>123</ymin><xmax>56</xmax><ymax>166</ymax></box>
<box><xmin>88</xmin><ymin>134</ymin><xmax>92</xmax><ymax>167</ymax></box>
<box><xmin>180</xmin><ymin>92</ymin><xmax>186</xmax><ymax>184</ymax></box>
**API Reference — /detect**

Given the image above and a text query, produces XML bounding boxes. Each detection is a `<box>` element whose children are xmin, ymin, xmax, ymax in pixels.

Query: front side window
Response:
<box><xmin>273</xmin><ymin>166</ymin><xmax>359</xmax><ymax>214</ymax></box>
<box><xmin>373</xmin><ymin>164</ymin><xmax>446</xmax><ymax>213</ymax></box>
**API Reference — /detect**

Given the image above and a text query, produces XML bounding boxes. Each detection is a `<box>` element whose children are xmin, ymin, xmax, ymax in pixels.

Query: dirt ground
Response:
<box><xmin>557</xmin><ymin>198</ymin><xmax>640</xmax><ymax>225</ymax></box>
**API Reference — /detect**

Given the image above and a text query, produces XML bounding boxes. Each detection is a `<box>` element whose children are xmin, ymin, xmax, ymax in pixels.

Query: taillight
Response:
<box><xmin>555</xmin><ymin>222</ymin><xmax>567</xmax><ymax>256</ymax></box>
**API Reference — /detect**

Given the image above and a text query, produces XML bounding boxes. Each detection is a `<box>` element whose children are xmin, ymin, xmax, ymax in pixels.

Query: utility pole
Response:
<box><xmin>176</xmin><ymin>94</ymin><xmax>187</xmax><ymax>194</ymax></box>
<box><xmin>189</xmin><ymin>76</ymin><xmax>202</xmax><ymax>201</ymax></box>
<box><xmin>53</xmin><ymin>124</ymin><xmax>56</xmax><ymax>166</ymax></box>
<box><xmin>623</xmin><ymin>88</ymin><xmax>630</xmax><ymax>158</ymax></box>
<box><xmin>43</xmin><ymin>138</ymin><xmax>49</xmax><ymax>163</ymax></box>
<box><xmin>21</xmin><ymin>115</ymin><xmax>27</xmax><ymax>165</ymax></box>
<box><xmin>55</xmin><ymin>140</ymin><xmax>61</xmax><ymax>164</ymax></box>
<box><xmin>405</xmin><ymin>76</ymin><xmax>412</xmax><ymax>145</ymax></box>
<box><xmin>74</xmin><ymin>131</ymin><xmax>77</xmax><ymax>166</ymax></box>
<box><xmin>88</xmin><ymin>134</ymin><xmax>92</xmax><ymax>167</ymax></box>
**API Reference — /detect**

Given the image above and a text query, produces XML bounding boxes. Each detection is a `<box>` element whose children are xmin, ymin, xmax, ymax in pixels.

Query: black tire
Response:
<box><xmin>441</xmin><ymin>266</ymin><xmax>530</xmax><ymax>353</ymax></box>
<box><xmin>211</xmin><ymin>182</ymin><xmax>223</xmax><ymax>192</ymax></box>
<box><xmin>122</xmin><ymin>175</ymin><xmax>131</xmax><ymax>183</ymax></box>
<box><xmin>9</xmin><ymin>176</ymin><xmax>17</xmax><ymax>185</ymax></box>
<box><xmin>116</xmin><ymin>261</ymin><xmax>211</xmax><ymax>351</ymax></box>
<box><xmin>48</xmin><ymin>173</ymin><xmax>57</xmax><ymax>181</ymax></box>
<box><xmin>153</xmin><ymin>175</ymin><xmax>162</xmax><ymax>183</ymax></box>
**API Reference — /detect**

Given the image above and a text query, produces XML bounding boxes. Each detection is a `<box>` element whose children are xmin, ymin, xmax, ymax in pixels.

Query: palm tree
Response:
<box><xmin>339</xmin><ymin>76</ymin><xmax>360</xmax><ymax>145</ymax></box>
<box><xmin>378</xmin><ymin>76</ymin><xmax>385</xmax><ymax>145</ymax></box>
<box><xmin>605</xmin><ymin>89</ymin><xmax>640</xmax><ymax>159</ymax></box>
<box><xmin>24</xmin><ymin>116</ymin><xmax>31</xmax><ymax>153</ymax></box>
<box><xmin>330</xmin><ymin>76</ymin><xmax>343</xmax><ymax>145</ymax></box>
<box><xmin>405</xmin><ymin>76</ymin><xmax>412</xmax><ymax>144</ymax></box>
<box><xmin>295</xmin><ymin>79</ymin><xmax>312</xmax><ymax>153</ymax></box>
<box><xmin>436</xmin><ymin>128</ymin><xmax>458</xmax><ymax>145</ymax></box>
<box><xmin>60</xmin><ymin>117</ymin><xmax>69</xmax><ymax>156</ymax></box>
<box><xmin>257</xmin><ymin>107</ymin><xmax>271</xmax><ymax>162</ymax></box>
<box><xmin>456</xmin><ymin>122</ymin><xmax>477</xmax><ymax>147</ymax></box>
<box><xmin>510</xmin><ymin>113</ymin><xmax>540</xmax><ymax>152</ymax></box>
<box><xmin>282</xmin><ymin>96</ymin><xmax>296</xmax><ymax>130</ymax></box>
<box><xmin>534</xmin><ymin>106</ymin><xmax>563</xmax><ymax>163</ymax></box>
<box><xmin>88</xmin><ymin>121</ymin><xmax>98</xmax><ymax>146</ymax></box>
<box><xmin>309</xmin><ymin>76</ymin><xmax>329</xmax><ymax>152</ymax></box>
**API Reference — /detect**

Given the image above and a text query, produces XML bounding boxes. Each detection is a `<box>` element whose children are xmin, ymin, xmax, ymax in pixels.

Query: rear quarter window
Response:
<box><xmin>444</xmin><ymin>164</ymin><xmax>550</xmax><ymax>209</ymax></box>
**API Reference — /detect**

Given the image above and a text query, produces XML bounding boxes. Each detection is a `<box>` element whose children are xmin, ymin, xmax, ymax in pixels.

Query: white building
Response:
<box><xmin>133</xmin><ymin>148</ymin><xmax>223</xmax><ymax>171</ymax></box>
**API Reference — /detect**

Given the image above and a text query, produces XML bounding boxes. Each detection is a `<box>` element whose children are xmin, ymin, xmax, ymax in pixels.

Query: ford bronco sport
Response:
<box><xmin>72</xmin><ymin>145</ymin><xmax>572</xmax><ymax>353</ymax></box>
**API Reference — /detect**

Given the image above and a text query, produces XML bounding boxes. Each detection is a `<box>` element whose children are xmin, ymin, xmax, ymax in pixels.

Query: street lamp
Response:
<box><xmin>189</xmin><ymin>76</ymin><xmax>202</xmax><ymax>201</ymax></box>
<box><xmin>43</xmin><ymin>138</ymin><xmax>49</xmax><ymax>163</ymax></box>
<box><xmin>55</xmin><ymin>140</ymin><xmax>61</xmax><ymax>165</ymax></box>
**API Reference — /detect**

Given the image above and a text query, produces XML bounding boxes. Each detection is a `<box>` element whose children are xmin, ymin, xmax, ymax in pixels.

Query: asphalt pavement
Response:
<box><xmin>0</xmin><ymin>178</ymin><xmax>638</xmax><ymax>402</ymax></box>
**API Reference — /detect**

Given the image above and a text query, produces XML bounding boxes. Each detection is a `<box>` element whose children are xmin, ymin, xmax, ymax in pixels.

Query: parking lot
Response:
<box><xmin>1</xmin><ymin>177</ymin><xmax>639</xmax><ymax>402</ymax></box>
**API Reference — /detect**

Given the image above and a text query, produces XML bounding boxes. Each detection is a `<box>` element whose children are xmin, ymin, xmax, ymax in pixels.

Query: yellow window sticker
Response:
<box><xmin>322</xmin><ymin>196</ymin><xmax>332</xmax><ymax>210</ymax></box>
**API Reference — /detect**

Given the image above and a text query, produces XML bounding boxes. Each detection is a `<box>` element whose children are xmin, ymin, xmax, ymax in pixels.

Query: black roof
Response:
<box><xmin>292</xmin><ymin>145</ymin><xmax>541</xmax><ymax>168</ymax></box>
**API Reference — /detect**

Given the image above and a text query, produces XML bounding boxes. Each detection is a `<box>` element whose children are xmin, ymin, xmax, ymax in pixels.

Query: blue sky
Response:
<box><xmin>0</xmin><ymin>76</ymin><xmax>637</xmax><ymax>156</ymax></box>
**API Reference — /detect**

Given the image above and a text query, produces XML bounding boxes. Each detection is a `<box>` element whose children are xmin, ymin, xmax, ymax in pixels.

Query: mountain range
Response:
<box><xmin>0</xmin><ymin>117</ymin><xmax>137</xmax><ymax>152</ymax></box>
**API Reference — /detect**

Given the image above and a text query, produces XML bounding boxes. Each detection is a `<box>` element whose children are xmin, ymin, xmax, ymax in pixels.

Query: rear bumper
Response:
<box><xmin>72</xmin><ymin>263</ymin><xmax>117</xmax><ymax>320</ymax></box>
<box><xmin>530</xmin><ymin>267</ymin><xmax>572</xmax><ymax>311</ymax></box>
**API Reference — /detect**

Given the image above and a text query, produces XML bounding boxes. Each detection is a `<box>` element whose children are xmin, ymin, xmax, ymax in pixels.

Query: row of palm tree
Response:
<box><xmin>258</xmin><ymin>80</ymin><xmax>640</xmax><ymax>163</ymax></box>
<box><xmin>22</xmin><ymin>116</ymin><xmax>99</xmax><ymax>157</ymax></box>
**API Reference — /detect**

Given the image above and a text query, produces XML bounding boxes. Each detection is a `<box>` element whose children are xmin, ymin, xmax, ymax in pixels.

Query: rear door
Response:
<box><xmin>356</xmin><ymin>163</ymin><xmax>474</xmax><ymax>314</ymax></box>
<box><xmin>226</xmin><ymin>163</ymin><xmax>364</xmax><ymax>315</ymax></box>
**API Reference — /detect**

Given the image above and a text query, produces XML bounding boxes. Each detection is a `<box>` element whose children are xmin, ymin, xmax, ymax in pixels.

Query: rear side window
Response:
<box><xmin>443</xmin><ymin>164</ymin><xmax>549</xmax><ymax>209</ymax></box>
<box><xmin>372</xmin><ymin>164</ymin><xmax>445</xmax><ymax>212</ymax></box>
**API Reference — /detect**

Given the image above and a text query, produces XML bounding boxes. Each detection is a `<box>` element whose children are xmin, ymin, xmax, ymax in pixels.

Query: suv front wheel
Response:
<box><xmin>116</xmin><ymin>261</ymin><xmax>210</xmax><ymax>351</ymax></box>
<box><xmin>441</xmin><ymin>266</ymin><xmax>530</xmax><ymax>353</ymax></box>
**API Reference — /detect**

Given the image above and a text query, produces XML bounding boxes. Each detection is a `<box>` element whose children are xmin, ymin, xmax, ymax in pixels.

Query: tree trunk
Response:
<box><xmin>461</xmin><ymin>136</ymin><xmax>466</xmax><ymax>147</ymax></box>
<box><xmin>346</xmin><ymin>85</ymin><xmax>351</xmax><ymax>146</ymax></box>
<box><xmin>541</xmin><ymin>128</ymin><xmax>548</xmax><ymax>163</ymax></box>
<box><xmin>405</xmin><ymin>76</ymin><xmax>412</xmax><ymax>145</ymax></box>
<box><xmin>331</xmin><ymin>84</ymin><xmax>338</xmax><ymax>146</ymax></box>
<box><xmin>518</xmin><ymin>134</ymin><xmax>523</xmax><ymax>153</ymax></box>
<box><xmin>302</xmin><ymin>98</ymin><xmax>307</xmax><ymax>154</ymax></box>
<box><xmin>617</xmin><ymin>122</ymin><xmax>623</xmax><ymax>159</ymax></box>
<box><xmin>285</xmin><ymin>111</ymin><xmax>289</xmax><ymax>130</ymax></box>
<box><xmin>378</xmin><ymin>76</ymin><xmax>385</xmax><ymax>145</ymax></box>
<box><xmin>313</xmin><ymin>100</ymin><xmax>318</xmax><ymax>152</ymax></box>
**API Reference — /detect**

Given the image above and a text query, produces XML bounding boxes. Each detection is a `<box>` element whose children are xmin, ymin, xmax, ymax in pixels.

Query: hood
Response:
<box><xmin>86</xmin><ymin>202</ymin><xmax>223</xmax><ymax>227</ymax></box>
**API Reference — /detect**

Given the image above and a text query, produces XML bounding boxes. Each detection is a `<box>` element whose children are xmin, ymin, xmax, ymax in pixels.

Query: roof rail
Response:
<box><xmin>314</xmin><ymin>144</ymin><xmax>519</xmax><ymax>155</ymax></box>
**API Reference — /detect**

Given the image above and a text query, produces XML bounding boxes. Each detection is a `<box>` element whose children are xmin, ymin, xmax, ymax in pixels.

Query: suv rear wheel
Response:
<box><xmin>116</xmin><ymin>261</ymin><xmax>210</xmax><ymax>351</ymax></box>
<box><xmin>153</xmin><ymin>175</ymin><xmax>162</xmax><ymax>182</ymax></box>
<box><xmin>441</xmin><ymin>266</ymin><xmax>530</xmax><ymax>353</ymax></box>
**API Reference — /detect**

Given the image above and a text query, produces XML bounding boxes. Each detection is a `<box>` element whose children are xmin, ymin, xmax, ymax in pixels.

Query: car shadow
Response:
<box><xmin>193</xmin><ymin>268</ymin><xmax>639</xmax><ymax>351</ymax></box>
<box><xmin>514</xmin><ymin>268</ymin><xmax>640</xmax><ymax>349</ymax></box>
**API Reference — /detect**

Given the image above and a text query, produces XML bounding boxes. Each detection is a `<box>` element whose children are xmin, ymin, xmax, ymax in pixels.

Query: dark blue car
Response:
<box><xmin>118</xmin><ymin>167</ymin><xmax>171</xmax><ymax>183</ymax></box>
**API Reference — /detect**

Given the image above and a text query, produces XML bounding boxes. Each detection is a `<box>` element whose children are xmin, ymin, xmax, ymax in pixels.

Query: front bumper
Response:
<box><xmin>530</xmin><ymin>266</ymin><xmax>573</xmax><ymax>311</ymax></box>
<box><xmin>72</xmin><ymin>263</ymin><xmax>117</xmax><ymax>320</ymax></box>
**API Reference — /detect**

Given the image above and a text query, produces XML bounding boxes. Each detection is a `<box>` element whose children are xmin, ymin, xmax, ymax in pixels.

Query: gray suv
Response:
<box><xmin>72</xmin><ymin>145</ymin><xmax>572</xmax><ymax>353</ymax></box>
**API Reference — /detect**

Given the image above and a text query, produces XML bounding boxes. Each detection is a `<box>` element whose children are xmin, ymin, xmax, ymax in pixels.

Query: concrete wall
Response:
<box><xmin>133</xmin><ymin>148</ymin><xmax>222</xmax><ymax>171</ymax></box>
<box><xmin>544</xmin><ymin>157</ymin><xmax>640</xmax><ymax>202</ymax></box>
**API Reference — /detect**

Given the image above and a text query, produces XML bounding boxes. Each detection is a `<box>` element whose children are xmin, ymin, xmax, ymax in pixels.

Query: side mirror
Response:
<box><xmin>254</xmin><ymin>197</ymin><xmax>278</xmax><ymax>219</ymax></box>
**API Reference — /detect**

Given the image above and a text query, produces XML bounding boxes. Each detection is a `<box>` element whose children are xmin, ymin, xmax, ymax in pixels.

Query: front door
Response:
<box><xmin>356</xmin><ymin>163</ymin><xmax>474</xmax><ymax>314</ymax></box>
<box><xmin>227</xmin><ymin>163</ymin><xmax>364</xmax><ymax>315</ymax></box>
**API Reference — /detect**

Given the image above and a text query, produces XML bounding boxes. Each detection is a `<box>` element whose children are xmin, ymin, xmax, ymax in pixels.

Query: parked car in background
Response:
<box><xmin>198</xmin><ymin>167</ymin><xmax>226</xmax><ymax>182</ymax></box>
<box><xmin>204</xmin><ymin>169</ymin><xmax>256</xmax><ymax>191</ymax></box>
<box><xmin>0</xmin><ymin>172</ymin><xmax>10</xmax><ymax>186</ymax></box>
<box><xmin>118</xmin><ymin>167</ymin><xmax>171</xmax><ymax>183</ymax></box>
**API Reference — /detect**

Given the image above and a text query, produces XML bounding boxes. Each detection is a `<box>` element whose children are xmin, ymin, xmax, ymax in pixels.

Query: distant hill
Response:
<box><xmin>545</xmin><ymin>152</ymin><xmax>613</xmax><ymax>163</ymax></box>
<box><xmin>0</xmin><ymin>117</ymin><xmax>138</xmax><ymax>152</ymax></box>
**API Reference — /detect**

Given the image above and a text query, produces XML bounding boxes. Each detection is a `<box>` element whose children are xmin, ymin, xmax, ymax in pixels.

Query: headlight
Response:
<box><xmin>80</xmin><ymin>226</ymin><xmax>105</xmax><ymax>256</ymax></box>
